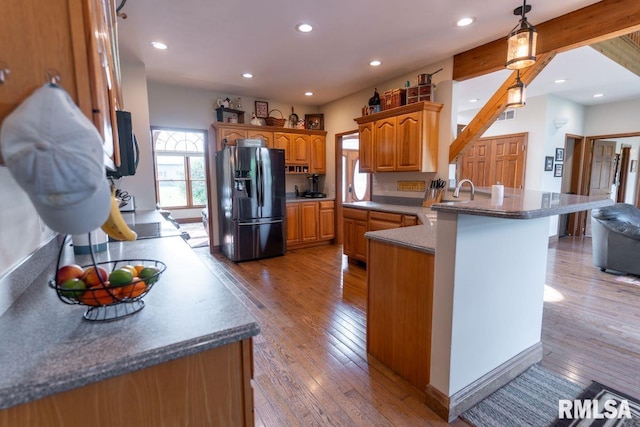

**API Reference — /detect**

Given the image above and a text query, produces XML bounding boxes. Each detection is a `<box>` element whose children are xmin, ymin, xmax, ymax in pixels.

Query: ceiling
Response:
<box><xmin>116</xmin><ymin>0</ymin><xmax>638</xmax><ymax>108</ymax></box>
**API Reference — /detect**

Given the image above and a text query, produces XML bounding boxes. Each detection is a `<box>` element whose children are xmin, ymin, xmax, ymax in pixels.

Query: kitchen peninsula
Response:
<box><xmin>362</xmin><ymin>189</ymin><xmax>613</xmax><ymax>421</ymax></box>
<box><xmin>0</xmin><ymin>236</ymin><xmax>259</xmax><ymax>426</ymax></box>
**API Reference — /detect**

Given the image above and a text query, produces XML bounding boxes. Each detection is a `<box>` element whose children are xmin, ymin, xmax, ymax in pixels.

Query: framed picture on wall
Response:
<box><xmin>554</xmin><ymin>163</ymin><xmax>563</xmax><ymax>177</ymax></box>
<box><xmin>255</xmin><ymin>101</ymin><xmax>269</xmax><ymax>119</ymax></box>
<box><xmin>304</xmin><ymin>114</ymin><xmax>324</xmax><ymax>130</ymax></box>
<box><xmin>545</xmin><ymin>156</ymin><xmax>554</xmax><ymax>171</ymax></box>
<box><xmin>555</xmin><ymin>147</ymin><xmax>565</xmax><ymax>162</ymax></box>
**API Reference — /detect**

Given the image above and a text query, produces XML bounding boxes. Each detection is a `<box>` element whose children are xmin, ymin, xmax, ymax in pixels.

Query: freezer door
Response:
<box><xmin>225</xmin><ymin>219</ymin><xmax>285</xmax><ymax>261</ymax></box>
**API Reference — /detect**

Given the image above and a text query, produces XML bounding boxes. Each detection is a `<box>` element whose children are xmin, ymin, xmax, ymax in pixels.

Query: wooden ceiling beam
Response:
<box><xmin>453</xmin><ymin>0</ymin><xmax>640</xmax><ymax>82</ymax></box>
<box><xmin>590</xmin><ymin>33</ymin><xmax>640</xmax><ymax>77</ymax></box>
<box><xmin>449</xmin><ymin>52</ymin><xmax>556</xmax><ymax>163</ymax></box>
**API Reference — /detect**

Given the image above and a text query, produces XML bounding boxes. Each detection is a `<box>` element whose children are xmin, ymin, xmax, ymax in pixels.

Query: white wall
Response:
<box><xmin>319</xmin><ymin>58</ymin><xmax>455</xmax><ymax>199</ymax></box>
<box><xmin>0</xmin><ymin>168</ymin><xmax>56</xmax><ymax>279</ymax></box>
<box><xmin>584</xmin><ymin>99</ymin><xmax>640</xmax><ymax>135</ymax></box>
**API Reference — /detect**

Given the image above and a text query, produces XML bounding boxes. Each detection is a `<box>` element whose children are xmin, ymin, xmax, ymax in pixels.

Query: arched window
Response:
<box><xmin>152</xmin><ymin>128</ymin><xmax>207</xmax><ymax>208</ymax></box>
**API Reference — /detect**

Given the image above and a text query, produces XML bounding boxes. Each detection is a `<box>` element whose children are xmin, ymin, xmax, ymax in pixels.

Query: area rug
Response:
<box><xmin>552</xmin><ymin>382</ymin><xmax>640</xmax><ymax>426</ymax></box>
<box><xmin>460</xmin><ymin>364</ymin><xmax>584</xmax><ymax>427</ymax></box>
<box><xmin>615</xmin><ymin>275</ymin><xmax>640</xmax><ymax>287</ymax></box>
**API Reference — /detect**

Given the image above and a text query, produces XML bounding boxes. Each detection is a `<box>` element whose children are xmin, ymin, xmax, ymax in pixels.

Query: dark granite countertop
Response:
<box><xmin>365</xmin><ymin>225</ymin><xmax>436</xmax><ymax>254</ymax></box>
<box><xmin>0</xmin><ymin>236</ymin><xmax>259</xmax><ymax>411</ymax></box>
<box><xmin>432</xmin><ymin>188</ymin><xmax>614</xmax><ymax>219</ymax></box>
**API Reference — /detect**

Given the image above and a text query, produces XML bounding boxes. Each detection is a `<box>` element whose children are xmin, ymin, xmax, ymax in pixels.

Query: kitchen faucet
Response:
<box><xmin>453</xmin><ymin>179</ymin><xmax>475</xmax><ymax>200</ymax></box>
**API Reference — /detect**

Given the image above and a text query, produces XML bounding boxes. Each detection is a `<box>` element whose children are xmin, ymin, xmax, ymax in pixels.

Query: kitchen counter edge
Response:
<box><xmin>0</xmin><ymin>236</ymin><xmax>259</xmax><ymax>411</ymax></box>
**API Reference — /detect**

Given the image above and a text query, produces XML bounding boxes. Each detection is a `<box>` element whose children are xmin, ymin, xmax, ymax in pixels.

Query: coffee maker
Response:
<box><xmin>306</xmin><ymin>173</ymin><xmax>326</xmax><ymax>198</ymax></box>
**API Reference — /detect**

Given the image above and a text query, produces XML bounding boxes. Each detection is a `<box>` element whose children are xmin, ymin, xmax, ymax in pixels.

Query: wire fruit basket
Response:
<box><xmin>49</xmin><ymin>235</ymin><xmax>166</xmax><ymax>321</ymax></box>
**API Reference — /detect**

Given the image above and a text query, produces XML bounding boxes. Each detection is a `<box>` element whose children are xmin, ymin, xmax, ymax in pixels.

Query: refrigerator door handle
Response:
<box><xmin>259</xmin><ymin>159</ymin><xmax>265</xmax><ymax>207</ymax></box>
<box><xmin>238</xmin><ymin>219</ymin><xmax>283</xmax><ymax>226</ymax></box>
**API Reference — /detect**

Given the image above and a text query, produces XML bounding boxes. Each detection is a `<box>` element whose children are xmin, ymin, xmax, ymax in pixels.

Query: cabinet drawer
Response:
<box><xmin>403</xmin><ymin>215</ymin><xmax>418</xmax><ymax>226</ymax></box>
<box><xmin>343</xmin><ymin>208</ymin><xmax>368</xmax><ymax>221</ymax></box>
<box><xmin>319</xmin><ymin>201</ymin><xmax>334</xmax><ymax>210</ymax></box>
<box><xmin>369</xmin><ymin>211</ymin><xmax>403</xmax><ymax>224</ymax></box>
<box><xmin>368</xmin><ymin>219</ymin><xmax>402</xmax><ymax>231</ymax></box>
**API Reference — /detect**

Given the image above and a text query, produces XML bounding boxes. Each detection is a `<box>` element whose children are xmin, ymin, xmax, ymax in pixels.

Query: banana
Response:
<box><xmin>101</xmin><ymin>190</ymin><xmax>137</xmax><ymax>241</ymax></box>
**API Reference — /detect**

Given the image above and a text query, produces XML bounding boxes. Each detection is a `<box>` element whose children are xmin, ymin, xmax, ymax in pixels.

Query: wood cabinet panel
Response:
<box><xmin>291</xmin><ymin>134</ymin><xmax>310</xmax><ymax>165</ymax></box>
<box><xmin>396</xmin><ymin>112</ymin><xmax>421</xmax><ymax>171</ymax></box>
<box><xmin>367</xmin><ymin>241</ymin><xmax>434</xmax><ymax>390</ymax></box>
<box><xmin>358</xmin><ymin>123</ymin><xmax>374</xmax><ymax>172</ymax></box>
<box><xmin>374</xmin><ymin>118</ymin><xmax>396</xmax><ymax>172</ymax></box>
<box><xmin>300</xmin><ymin>202</ymin><xmax>319</xmax><ymax>242</ymax></box>
<box><xmin>286</xmin><ymin>203</ymin><xmax>301</xmax><ymax>245</ymax></box>
<box><xmin>273</xmin><ymin>133</ymin><xmax>291</xmax><ymax>162</ymax></box>
<box><xmin>0</xmin><ymin>339</ymin><xmax>255</xmax><ymax>427</ymax></box>
<box><xmin>0</xmin><ymin>0</ymin><xmax>120</xmax><ymax>166</ymax></box>
<box><xmin>402</xmin><ymin>215</ymin><xmax>419</xmax><ymax>226</ymax></box>
<box><xmin>343</xmin><ymin>208</ymin><xmax>368</xmax><ymax>262</ymax></box>
<box><xmin>247</xmin><ymin>129</ymin><xmax>274</xmax><ymax>148</ymax></box>
<box><xmin>217</xmin><ymin>128</ymin><xmax>248</xmax><ymax>150</ymax></box>
<box><xmin>310</xmin><ymin>134</ymin><xmax>326</xmax><ymax>174</ymax></box>
<box><xmin>319</xmin><ymin>205</ymin><xmax>335</xmax><ymax>240</ymax></box>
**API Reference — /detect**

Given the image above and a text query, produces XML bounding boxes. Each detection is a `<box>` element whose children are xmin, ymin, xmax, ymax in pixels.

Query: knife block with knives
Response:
<box><xmin>422</xmin><ymin>178</ymin><xmax>446</xmax><ymax>207</ymax></box>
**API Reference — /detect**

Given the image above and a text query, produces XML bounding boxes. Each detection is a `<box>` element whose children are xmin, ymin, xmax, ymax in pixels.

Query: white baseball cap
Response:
<box><xmin>0</xmin><ymin>83</ymin><xmax>111</xmax><ymax>235</ymax></box>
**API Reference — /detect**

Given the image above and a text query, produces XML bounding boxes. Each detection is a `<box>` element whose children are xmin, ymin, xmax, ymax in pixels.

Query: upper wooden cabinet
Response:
<box><xmin>0</xmin><ymin>0</ymin><xmax>122</xmax><ymax>166</ymax></box>
<box><xmin>354</xmin><ymin>101</ymin><xmax>443</xmax><ymax>173</ymax></box>
<box><xmin>358</xmin><ymin>123</ymin><xmax>374</xmax><ymax>173</ymax></box>
<box><xmin>213</xmin><ymin>123</ymin><xmax>327</xmax><ymax>174</ymax></box>
<box><xmin>309</xmin><ymin>134</ymin><xmax>326</xmax><ymax>174</ymax></box>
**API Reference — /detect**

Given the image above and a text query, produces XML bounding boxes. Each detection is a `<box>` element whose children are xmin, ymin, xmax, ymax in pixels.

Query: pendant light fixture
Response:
<box><xmin>506</xmin><ymin>70</ymin><xmax>526</xmax><ymax>108</ymax></box>
<box><xmin>506</xmin><ymin>0</ymin><xmax>537</xmax><ymax>70</ymax></box>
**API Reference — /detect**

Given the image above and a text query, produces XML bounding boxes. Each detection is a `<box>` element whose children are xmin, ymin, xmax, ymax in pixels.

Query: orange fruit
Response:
<box><xmin>80</xmin><ymin>283</ymin><xmax>120</xmax><ymax>306</ymax></box>
<box><xmin>129</xmin><ymin>278</ymin><xmax>147</xmax><ymax>298</ymax></box>
<box><xmin>134</xmin><ymin>265</ymin><xmax>146</xmax><ymax>275</ymax></box>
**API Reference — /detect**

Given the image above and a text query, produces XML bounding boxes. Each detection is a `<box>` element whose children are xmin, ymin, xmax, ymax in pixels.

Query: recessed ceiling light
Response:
<box><xmin>296</xmin><ymin>23</ymin><xmax>313</xmax><ymax>33</ymax></box>
<box><xmin>554</xmin><ymin>79</ymin><xmax>567</xmax><ymax>84</ymax></box>
<box><xmin>242</xmin><ymin>73</ymin><xmax>254</xmax><ymax>79</ymax></box>
<box><xmin>593</xmin><ymin>93</ymin><xmax>604</xmax><ymax>98</ymax></box>
<box><xmin>304</xmin><ymin>91</ymin><xmax>313</xmax><ymax>96</ymax></box>
<box><xmin>469</xmin><ymin>98</ymin><xmax>479</xmax><ymax>103</ymax></box>
<box><xmin>369</xmin><ymin>60</ymin><xmax>382</xmax><ymax>67</ymax></box>
<box><xmin>455</xmin><ymin>17</ymin><xmax>476</xmax><ymax>27</ymax></box>
<box><xmin>150</xmin><ymin>41</ymin><xmax>167</xmax><ymax>50</ymax></box>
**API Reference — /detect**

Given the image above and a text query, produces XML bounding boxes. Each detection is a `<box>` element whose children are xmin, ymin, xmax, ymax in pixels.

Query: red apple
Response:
<box><xmin>82</xmin><ymin>266</ymin><xmax>109</xmax><ymax>287</ymax></box>
<box><xmin>56</xmin><ymin>264</ymin><xmax>84</xmax><ymax>284</ymax></box>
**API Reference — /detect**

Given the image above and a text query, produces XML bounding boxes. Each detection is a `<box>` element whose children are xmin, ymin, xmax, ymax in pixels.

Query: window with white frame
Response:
<box><xmin>152</xmin><ymin>128</ymin><xmax>207</xmax><ymax>209</ymax></box>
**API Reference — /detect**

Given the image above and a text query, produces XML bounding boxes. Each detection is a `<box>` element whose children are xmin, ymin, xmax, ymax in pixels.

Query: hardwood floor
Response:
<box><xmin>193</xmin><ymin>236</ymin><xmax>640</xmax><ymax>426</ymax></box>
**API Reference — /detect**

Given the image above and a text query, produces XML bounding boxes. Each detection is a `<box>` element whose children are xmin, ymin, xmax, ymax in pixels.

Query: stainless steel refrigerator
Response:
<box><xmin>215</xmin><ymin>142</ymin><xmax>286</xmax><ymax>261</ymax></box>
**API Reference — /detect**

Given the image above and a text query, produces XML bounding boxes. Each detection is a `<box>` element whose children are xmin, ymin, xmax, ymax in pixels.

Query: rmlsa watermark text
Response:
<box><xmin>559</xmin><ymin>399</ymin><xmax>632</xmax><ymax>420</ymax></box>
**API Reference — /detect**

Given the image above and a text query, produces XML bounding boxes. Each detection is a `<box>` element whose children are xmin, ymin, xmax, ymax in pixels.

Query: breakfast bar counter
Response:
<box><xmin>0</xmin><ymin>235</ymin><xmax>258</xmax><ymax>426</ymax></box>
<box><xmin>363</xmin><ymin>189</ymin><xmax>613</xmax><ymax>421</ymax></box>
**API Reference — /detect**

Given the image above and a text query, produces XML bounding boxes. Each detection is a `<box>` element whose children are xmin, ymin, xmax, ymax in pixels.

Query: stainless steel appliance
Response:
<box><xmin>215</xmin><ymin>142</ymin><xmax>286</xmax><ymax>261</ymax></box>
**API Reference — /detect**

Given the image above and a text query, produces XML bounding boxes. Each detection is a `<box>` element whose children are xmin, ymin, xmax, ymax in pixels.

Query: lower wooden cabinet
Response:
<box><xmin>367</xmin><ymin>241</ymin><xmax>434</xmax><ymax>390</ymax></box>
<box><xmin>343</xmin><ymin>208</ymin><xmax>369</xmax><ymax>262</ymax></box>
<box><xmin>343</xmin><ymin>207</ymin><xmax>421</xmax><ymax>264</ymax></box>
<box><xmin>286</xmin><ymin>200</ymin><xmax>335</xmax><ymax>249</ymax></box>
<box><xmin>319</xmin><ymin>201</ymin><xmax>335</xmax><ymax>240</ymax></box>
<box><xmin>0</xmin><ymin>339</ymin><xmax>255</xmax><ymax>426</ymax></box>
